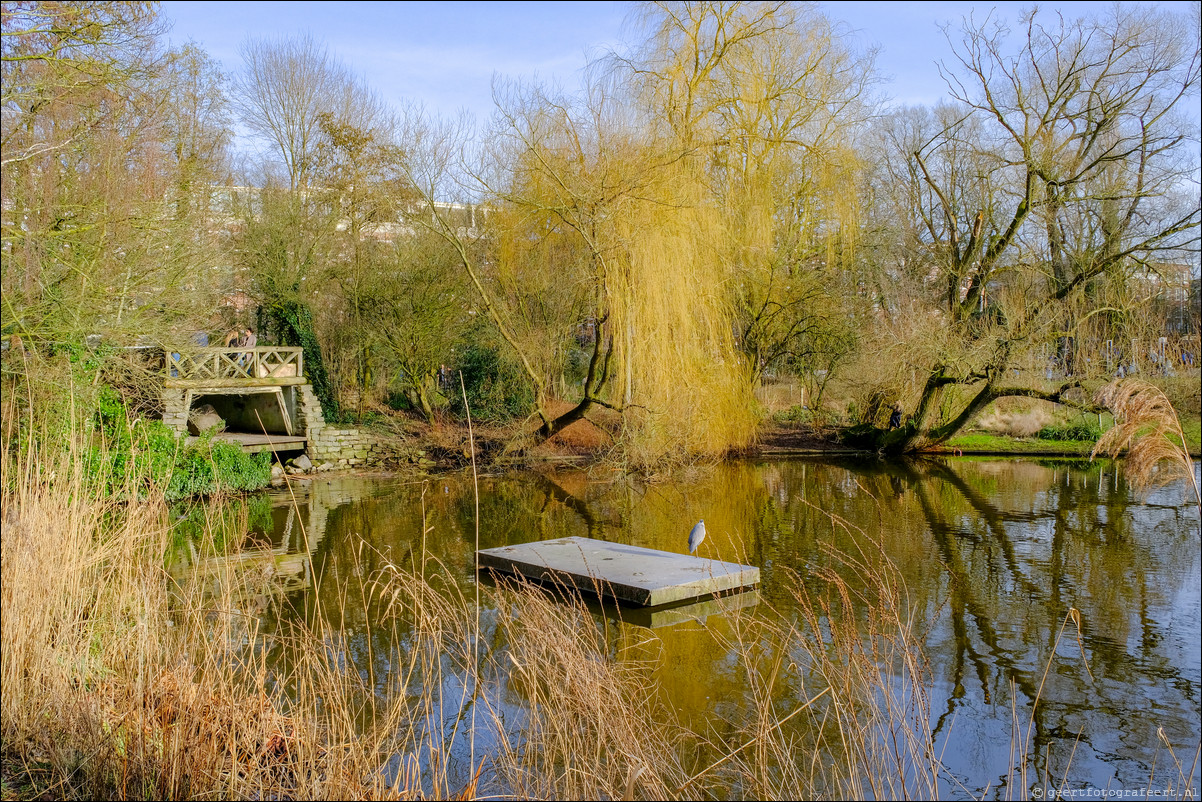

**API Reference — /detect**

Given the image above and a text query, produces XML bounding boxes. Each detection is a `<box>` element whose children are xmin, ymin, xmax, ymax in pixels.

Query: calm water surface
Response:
<box><xmin>176</xmin><ymin>457</ymin><xmax>1201</xmax><ymax>799</ymax></box>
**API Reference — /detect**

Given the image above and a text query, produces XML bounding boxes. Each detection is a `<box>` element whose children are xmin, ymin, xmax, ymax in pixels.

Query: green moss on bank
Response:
<box><xmin>935</xmin><ymin>433</ymin><xmax>1097</xmax><ymax>456</ymax></box>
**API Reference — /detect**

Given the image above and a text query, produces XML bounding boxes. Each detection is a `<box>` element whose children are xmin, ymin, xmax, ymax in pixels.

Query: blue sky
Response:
<box><xmin>160</xmin><ymin>1</ymin><xmax>1182</xmax><ymax>122</ymax></box>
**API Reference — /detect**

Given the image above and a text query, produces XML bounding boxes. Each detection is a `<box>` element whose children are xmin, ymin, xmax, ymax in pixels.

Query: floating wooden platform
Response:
<box><xmin>477</xmin><ymin>536</ymin><xmax>760</xmax><ymax>607</ymax></box>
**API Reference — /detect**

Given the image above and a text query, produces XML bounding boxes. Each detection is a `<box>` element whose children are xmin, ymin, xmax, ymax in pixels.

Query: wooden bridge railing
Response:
<box><xmin>165</xmin><ymin>346</ymin><xmax>304</xmax><ymax>383</ymax></box>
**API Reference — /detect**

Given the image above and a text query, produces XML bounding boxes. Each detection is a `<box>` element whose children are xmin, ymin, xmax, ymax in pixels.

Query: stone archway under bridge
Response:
<box><xmin>159</xmin><ymin>344</ymin><xmax>387</xmax><ymax>467</ymax></box>
<box><xmin>160</xmin><ymin>345</ymin><xmax>312</xmax><ymax>458</ymax></box>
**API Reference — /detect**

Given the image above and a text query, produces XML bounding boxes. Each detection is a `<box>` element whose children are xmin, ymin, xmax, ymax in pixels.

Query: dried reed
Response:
<box><xmin>1091</xmin><ymin>379</ymin><xmax>1201</xmax><ymax>509</ymax></box>
<box><xmin>692</xmin><ymin>533</ymin><xmax>942</xmax><ymax>799</ymax></box>
<box><xmin>7</xmin><ymin>411</ymin><xmax>1094</xmax><ymax>801</ymax></box>
<box><xmin>0</xmin><ymin>430</ymin><xmax>481</xmax><ymax>799</ymax></box>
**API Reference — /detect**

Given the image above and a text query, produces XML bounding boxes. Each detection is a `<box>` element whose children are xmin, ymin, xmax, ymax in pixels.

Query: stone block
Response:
<box><xmin>188</xmin><ymin>404</ymin><xmax>225</xmax><ymax>436</ymax></box>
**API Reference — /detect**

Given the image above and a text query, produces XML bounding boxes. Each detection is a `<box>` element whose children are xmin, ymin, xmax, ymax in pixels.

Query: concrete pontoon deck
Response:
<box><xmin>477</xmin><ymin>536</ymin><xmax>760</xmax><ymax>607</ymax></box>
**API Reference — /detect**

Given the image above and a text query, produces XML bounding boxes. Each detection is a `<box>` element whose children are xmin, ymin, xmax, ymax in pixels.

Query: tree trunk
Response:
<box><xmin>861</xmin><ymin>377</ymin><xmax>1090</xmax><ymax>455</ymax></box>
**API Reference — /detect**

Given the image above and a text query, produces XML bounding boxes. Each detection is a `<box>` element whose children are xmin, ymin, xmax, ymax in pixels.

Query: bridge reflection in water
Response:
<box><xmin>168</xmin><ymin>477</ymin><xmax>379</xmax><ymax>650</ymax></box>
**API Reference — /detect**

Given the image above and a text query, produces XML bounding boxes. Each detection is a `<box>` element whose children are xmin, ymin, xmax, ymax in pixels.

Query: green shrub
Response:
<box><xmin>165</xmin><ymin>433</ymin><xmax>272</xmax><ymax>500</ymax></box>
<box><xmin>775</xmin><ymin>405</ymin><xmax>815</xmax><ymax>425</ymax></box>
<box><xmin>563</xmin><ymin>344</ymin><xmax>592</xmax><ymax>387</ymax></box>
<box><xmin>450</xmin><ymin>341</ymin><xmax>534</xmax><ymax>422</ymax></box>
<box><xmin>1036</xmin><ymin>421</ymin><xmax>1102</xmax><ymax>442</ymax></box>
<box><xmin>88</xmin><ymin>388</ymin><xmax>271</xmax><ymax>500</ymax></box>
<box><xmin>260</xmin><ymin>300</ymin><xmax>340</xmax><ymax>422</ymax></box>
<box><xmin>385</xmin><ymin>389</ymin><xmax>412</xmax><ymax>411</ymax></box>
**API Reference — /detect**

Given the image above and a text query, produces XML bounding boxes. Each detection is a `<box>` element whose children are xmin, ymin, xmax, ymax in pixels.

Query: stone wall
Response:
<box><xmin>162</xmin><ymin>389</ymin><xmax>189</xmax><ymax>432</ymax></box>
<box><xmin>308</xmin><ymin>426</ymin><xmax>389</xmax><ymax>466</ymax></box>
<box><xmin>297</xmin><ymin>384</ymin><xmax>387</xmax><ymax>466</ymax></box>
<box><xmin>296</xmin><ymin>385</ymin><xmax>324</xmax><ymax>437</ymax></box>
<box><xmin>159</xmin><ymin>383</ymin><xmax>390</xmax><ymax>467</ymax></box>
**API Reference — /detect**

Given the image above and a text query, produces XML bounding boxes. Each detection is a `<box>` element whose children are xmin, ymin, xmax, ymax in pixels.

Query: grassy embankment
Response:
<box><xmin>757</xmin><ymin>377</ymin><xmax>1202</xmax><ymax>459</ymax></box>
<box><xmin>939</xmin><ymin>413</ymin><xmax>1201</xmax><ymax>457</ymax></box>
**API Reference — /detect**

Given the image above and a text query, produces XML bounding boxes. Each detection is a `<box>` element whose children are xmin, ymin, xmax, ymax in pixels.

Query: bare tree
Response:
<box><xmin>311</xmin><ymin>109</ymin><xmax>413</xmax><ymax>419</ymax></box>
<box><xmin>1</xmin><ymin>1</ymin><xmax>226</xmax><ymax>348</ymax></box>
<box><xmin>868</xmin><ymin>5</ymin><xmax>1200</xmax><ymax>452</ymax></box>
<box><xmin>1</xmin><ymin>1</ymin><xmax>162</xmax><ymax>166</ymax></box>
<box><xmin>231</xmin><ymin>34</ymin><xmax>382</xmax><ymax>192</ymax></box>
<box><xmin>160</xmin><ymin>42</ymin><xmax>232</xmax><ymax>222</ymax></box>
<box><xmin>230</xmin><ymin>35</ymin><xmax>393</xmax><ymax>417</ymax></box>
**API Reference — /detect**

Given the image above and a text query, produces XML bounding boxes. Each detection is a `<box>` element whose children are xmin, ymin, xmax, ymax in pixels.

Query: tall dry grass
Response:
<box><xmin>975</xmin><ymin>399</ymin><xmax>1057</xmax><ymax>438</ymax></box>
<box><xmin>1091</xmin><ymin>379</ymin><xmax>1200</xmax><ymax>508</ymax></box>
<box><xmin>476</xmin><ymin>574</ymin><xmax>690</xmax><ymax>799</ymax></box>
<box><xmin>690</xmin><ymin>537</ymin><xmax>941</xmax><ymax>800</ymax></box>
<box><xmin>0</xmin><ymin>426</ymin><xmax>490</xmax><ymax>799</ymax></box>
<box><xmin>2</xmin><ymin>420</ymin><xmax>999</xmax><ymax>800</ymax></box>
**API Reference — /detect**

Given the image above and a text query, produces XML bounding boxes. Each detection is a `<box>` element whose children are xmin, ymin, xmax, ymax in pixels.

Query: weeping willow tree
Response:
<box><xmin>620</xmin><ymin>1</ymin><xmax>876</xmax><ymax>390</ymax></box>
<box><xmin>404</xmin><ymin>1</ymin><xmax>874</xmax><ymax>467</ymax></box>
<box><xmin>480</xmin><ymin>74</ymin><xmax>758</xmax><ymax>465</ymax></box>
<box><xmin>609</xmin><ymin>181</ymin><xmax>756</xmax><ymax>464</ymax></box>
<box><xmin>396</xmin><ymin>82</ymin><xmax>748</xmax><ymax>464</ymax></box>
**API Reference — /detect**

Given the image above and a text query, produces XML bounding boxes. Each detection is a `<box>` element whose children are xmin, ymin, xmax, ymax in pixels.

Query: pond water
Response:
<box><xmin>173</xmin><ymin>457</ymin><xmax>1201</xmax><ymax>799</ymax></box>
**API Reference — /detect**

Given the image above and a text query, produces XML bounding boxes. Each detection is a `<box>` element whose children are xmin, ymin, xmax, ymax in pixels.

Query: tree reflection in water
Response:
<box><xmin>188</xmin><ymin>459</ymin><xmax>1200</xmax><ymax>798</ymax></box>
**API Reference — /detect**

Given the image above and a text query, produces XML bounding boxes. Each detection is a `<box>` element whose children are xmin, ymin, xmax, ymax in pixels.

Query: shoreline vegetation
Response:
<box><xmin>0</xmin><ymin>429</ymin><xmax>943</xmax><ymax>801</ymax></box>
<box><xmin>320</xmin><ymin>395</ymin><xmax>1202</xmax><ymax>476</ymax></box>
<box><xmin>2</xmin><ymin>367</ymin><xmax>1197</xmax><ymax>801</ymax></box>
<box><xmin>4</xmin><ymin>406</ymin><xmax>1200</xmax><ymax>800</ymax></box>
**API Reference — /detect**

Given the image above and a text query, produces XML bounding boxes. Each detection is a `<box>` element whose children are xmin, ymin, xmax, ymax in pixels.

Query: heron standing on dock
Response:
<box><xmin>688</xmin><ymin>519</ymin><xmax>706</xmax><ymax>554</ymax></box>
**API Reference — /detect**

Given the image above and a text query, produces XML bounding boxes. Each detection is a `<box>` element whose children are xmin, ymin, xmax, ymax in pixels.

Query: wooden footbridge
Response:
<box><xmin>162</xmin><ymin>346</ymin><xmax>312</xmax><ymax>453</ymax></box>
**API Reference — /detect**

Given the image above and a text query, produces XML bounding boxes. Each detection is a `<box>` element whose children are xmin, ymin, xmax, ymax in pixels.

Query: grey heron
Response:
<box><xmin>688</xmin><ymin>519</ymin><xmax>706</xmax><ymax>554</ymax></box>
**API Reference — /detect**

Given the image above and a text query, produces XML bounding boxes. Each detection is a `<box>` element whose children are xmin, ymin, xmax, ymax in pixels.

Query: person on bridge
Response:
<box><xmin>237</xmin><ymin>327</ymin><xmax>258</xmax><ymax>371</ymax></box>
